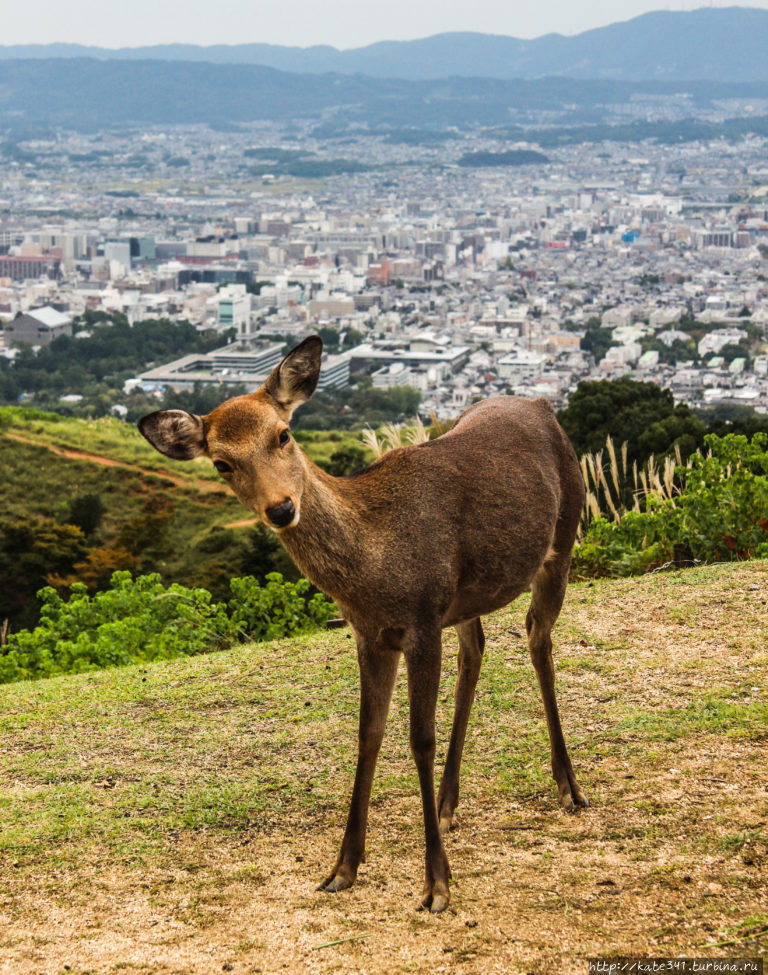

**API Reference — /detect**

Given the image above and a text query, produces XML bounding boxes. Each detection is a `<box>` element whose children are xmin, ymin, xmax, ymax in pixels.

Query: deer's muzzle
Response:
<box><xmin>265</xmin><ymin>498</ymin><xmax>297</xmax><ymax>528</ymax></box>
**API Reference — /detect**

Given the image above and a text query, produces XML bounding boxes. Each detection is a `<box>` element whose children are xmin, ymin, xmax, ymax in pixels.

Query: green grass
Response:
<box><xmin>0</xmin><ymin>559</ymin><xmax>766</xmax><ymax>971</ymax></box>
<box><xmin>0</xmin><ymin>406</ymin><xmax>369</xmax><ymax>481</ymax></box>
<box><xmin>618</xmin><ymin>695</ymin><xmax>768</xmax><ymax>741</ymax></box>
<box><xmin>1</xmin><ymin>562</ymin><xmax>766</xmax><ymax>866</ymax></box>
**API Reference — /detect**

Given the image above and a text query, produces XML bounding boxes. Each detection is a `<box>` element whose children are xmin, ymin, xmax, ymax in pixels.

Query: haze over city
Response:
<box><xmin>4</xmin><ymin>0</ymin><xmax>768</xmax><ymax>47</ymax></box>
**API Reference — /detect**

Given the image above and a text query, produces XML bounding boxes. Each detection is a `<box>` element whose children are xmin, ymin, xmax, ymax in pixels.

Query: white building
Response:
<box><xmin>218</xmin><ymin>285</ymin><xmax>252</xmax><ymax>336</ymax></box>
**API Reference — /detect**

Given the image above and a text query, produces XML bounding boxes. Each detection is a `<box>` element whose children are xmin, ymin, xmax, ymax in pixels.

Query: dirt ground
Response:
<box><xmin>1</xmin><ymin>562</ymin><xmax>766</xmax><ymax>974</ymax></box>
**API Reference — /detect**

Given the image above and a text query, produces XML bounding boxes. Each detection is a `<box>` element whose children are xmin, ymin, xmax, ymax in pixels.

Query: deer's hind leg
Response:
<box><xmin>437</xmin><ymin>617</ymin><xmax>485</xmax><ymax>834</ymax></box>
<box><xmin>527</xmin><ymin>554</ymin><xmax>588</xmax><ymax>812</ymax></box>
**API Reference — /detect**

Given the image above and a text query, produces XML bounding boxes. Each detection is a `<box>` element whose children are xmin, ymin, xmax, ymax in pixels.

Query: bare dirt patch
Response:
<box><xmin>1</xmin><ymin>562</ymin><xmax>766</xmax><ymax>974</ymax></box>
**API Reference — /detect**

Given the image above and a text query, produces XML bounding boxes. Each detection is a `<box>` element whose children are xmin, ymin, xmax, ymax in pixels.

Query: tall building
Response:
<box><xmin>217</xmin><ymin>284</ymin><xmax>251</xmax><ymax>335</ymax></box>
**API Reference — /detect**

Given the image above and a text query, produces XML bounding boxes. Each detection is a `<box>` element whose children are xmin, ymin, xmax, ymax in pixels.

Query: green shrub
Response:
<box><xmin>671</xmin><ymin>432</ymin><xmax>768</xmax><ymax>561</ymax></box>
<box><xmin>573</xmin><ymin>433</ymin><xmax>768</xmax><ymax>578</ymax></box>
<box><xmin>229</xmin><ymin>573</ymin><xmax>335</xmax><ymax>641</ymax></box>
<box><xmin>0</xmin><ymin>570</ymin><xmax>336</xmax><ymax>685</ymax></box>
<box><xmin>0</xmin><ymin>572</ymin><xmax>233</xmax><ymax>684</ymax></box>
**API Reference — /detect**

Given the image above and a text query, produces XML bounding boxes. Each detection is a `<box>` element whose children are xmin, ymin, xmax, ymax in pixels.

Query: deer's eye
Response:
<box><xmin>213</xmin><ymin>460</ymin><xmax>233</xmax><ymax>475</ymax></box>
<box><xmin>279</xmin><ymin>429</ymin><xmax>290</xmax><ymax>448</ymax></box>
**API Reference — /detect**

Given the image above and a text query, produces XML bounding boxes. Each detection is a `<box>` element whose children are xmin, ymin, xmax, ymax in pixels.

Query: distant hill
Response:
<box><xmin>2</xmin><ymin>58</ymin><xmax>768</xmax><ymax>131</ymax></box>
<box><xmin>1</xmin><ymin>8</ymin><xmax>768</xmax><ymax>82</ymax></box>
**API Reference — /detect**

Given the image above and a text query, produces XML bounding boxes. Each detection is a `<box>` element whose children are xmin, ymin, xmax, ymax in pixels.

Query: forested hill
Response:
<box><xmin>0</xmin><ymin>407</ymin><xmax>369</xmax><ymax>629</ymax></box>
<box><xmin>2</xmin><ymin>58</ymin><xmax>768</xmax><ymax>130</ymax></box>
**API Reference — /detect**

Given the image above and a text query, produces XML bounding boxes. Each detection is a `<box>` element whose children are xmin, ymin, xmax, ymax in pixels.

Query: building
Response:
<box><xmin>217</xmin><ymin>285</ymin><xmax>252</xmax><ymax>335</ymax></box>
<box><xmin>0</xmin><ymin>254</ymin><xmax>61</xmax><ymax>281</ymax></box>
<box><xmin>137</xmin><ymin>342</ymin><xmax>349</xmax><ymax>392</ymax></box>
<box><xmin>497</xmin><ymin>349</ymin><xmax>547</xmax><ymax>381</ymax></box>
<box><xmin>348</xmin><ymin>338</ymin><xmax>471</xmax><ymax>375</ymax></box>
<box><xmin>4</xmin><ymin>306</ymin><xmax>73</xmax><ymax>346</ymax></box>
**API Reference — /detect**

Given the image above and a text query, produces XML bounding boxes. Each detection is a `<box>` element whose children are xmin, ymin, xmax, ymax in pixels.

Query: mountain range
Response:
<box><xmin>1</xmin><ymin>8</ymin><xmax>767</xmax><ymax>83</ymax></box>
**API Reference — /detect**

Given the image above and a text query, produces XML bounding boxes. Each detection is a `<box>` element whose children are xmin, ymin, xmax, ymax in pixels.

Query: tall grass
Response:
<box><xmin>359</xmin><ymin>413</ymin><xmax>451</xmax><ymax>459</ymax></box>
<box><xmin>579</xmin><ymin>436</ymin><xmax>696</xmax><ymax>534</ymax></box>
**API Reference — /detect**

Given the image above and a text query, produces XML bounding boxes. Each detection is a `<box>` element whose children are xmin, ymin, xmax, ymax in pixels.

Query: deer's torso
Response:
<box><xmin>281</xmin><ymin>396</ymin><xmax>583</xmax><ymax>635</ymax></box>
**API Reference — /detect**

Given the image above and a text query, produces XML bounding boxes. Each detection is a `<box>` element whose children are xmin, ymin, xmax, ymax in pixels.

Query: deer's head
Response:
<box><xmin>138</xmin><ymin>336</ymin><xmax>323</xmax><ymax>531</ymax></box>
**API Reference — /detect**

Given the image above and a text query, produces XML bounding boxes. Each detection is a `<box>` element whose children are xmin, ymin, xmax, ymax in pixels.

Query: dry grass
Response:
<box><xmin>579</xmin><ymin>437</ymin><xmax>691</xmax><ymax>533</ymax></box>
<box><xmin>0</xmin><ymin>561</ymin><xmax>766</xmax><ymax>974</ymax></box>
<box><xmin>359</xmin><ymin>413</ymin><xmax>452</xmax><ymax>459</ymax></box>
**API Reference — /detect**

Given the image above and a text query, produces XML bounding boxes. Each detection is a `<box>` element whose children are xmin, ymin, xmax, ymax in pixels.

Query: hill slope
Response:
<box><xmin>1</xmin><ymin>561</ymin><xmax>766</xmax><ymax>971</ymax></box>
<box><xmin>1</xmin><ymin>8</ymin><xmax>767</xmax><ymax>81</ymax></box>
<box><xmin>3</xmin><ymin>58</ymin><xmax>768</xmax><ymax>130</ymax></box>
<box><xmin>0</xmin><ymin>409</ymin><xmax>361</xmax><ymax>624</ymax></box>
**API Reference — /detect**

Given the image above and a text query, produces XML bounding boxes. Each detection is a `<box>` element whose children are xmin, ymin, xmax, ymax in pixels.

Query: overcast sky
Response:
<box><xmin>2</xmin><ymin>0</ymin><xmax>766</xmax><ymax>48</ymax></box>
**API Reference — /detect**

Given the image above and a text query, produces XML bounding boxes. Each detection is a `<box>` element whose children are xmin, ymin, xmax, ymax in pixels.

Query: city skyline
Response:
<box><xmin>3</xmin><ymin>0</ymin><xmax>766</xmax><ymax>51</ymax></box>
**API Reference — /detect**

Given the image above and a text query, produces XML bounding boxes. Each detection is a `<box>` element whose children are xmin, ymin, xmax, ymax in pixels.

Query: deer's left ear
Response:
<box><xmin>263</xmin><ymin>335</ymin><xmax>323</xmax><ymax>416</ymax></box>
<box><xmin>138</xmin><ymin>410</ymin><xmax>206</xmax><ymax>460</ymax></box>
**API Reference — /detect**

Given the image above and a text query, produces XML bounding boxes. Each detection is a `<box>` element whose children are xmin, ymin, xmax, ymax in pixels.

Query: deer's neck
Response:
<box><xmin>280</xmin><ymin>458</ymin><xmax>368</xmax><ymax>607</ymax></box>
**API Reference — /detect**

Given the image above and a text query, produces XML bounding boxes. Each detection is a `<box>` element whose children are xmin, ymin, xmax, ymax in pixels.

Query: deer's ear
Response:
<box><xmin>263</xmin><ymin>335</ymin><xmax>323</xmax><ymax>416</ymax></box>
<box><xmin>138</xmin><ymin>410</ymin><xmax>206</xmax><ymax>460</ymax></box>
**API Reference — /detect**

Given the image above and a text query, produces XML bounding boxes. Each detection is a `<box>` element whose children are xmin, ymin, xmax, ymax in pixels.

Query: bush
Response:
<box><xmin>229</xmin><ymin>573</ymin><xmax>335</xmax><ymax>641</ymax></box>
<box><xmin>572</xmin><ymin>433</ymin><xmax>768</xmax><ymax>578</ymax></box>
<box><xmin>0</xmin><ymin>572</ymin><xmax>233</xmax><ymax>684</ymax></box>
<box><xmin>672</xmin><ymin>432</ymin><xmax>768</xmax><ymax>561</ymax></box>
<box><xmin>0</xmin><ymin>571</ymin><xmax>336</xmax><ymax>685</ymax></box>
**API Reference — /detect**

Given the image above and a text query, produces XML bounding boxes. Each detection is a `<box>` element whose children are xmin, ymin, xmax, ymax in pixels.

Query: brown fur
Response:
<box><xmin>138</xmin><ymin>336</ymin><xmax>588</xmax><ymax>913</ymax></box>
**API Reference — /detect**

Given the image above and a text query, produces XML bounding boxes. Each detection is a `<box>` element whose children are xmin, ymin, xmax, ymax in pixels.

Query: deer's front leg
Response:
<box><xmin>405</xmin><ymin>629</ymin><xmax>451</xmax><ymax>913</ymax></box>
<box><xmin>317</xmin><ymin>641</ymin><xmax>399</xmax><ymax>894</ymax></box>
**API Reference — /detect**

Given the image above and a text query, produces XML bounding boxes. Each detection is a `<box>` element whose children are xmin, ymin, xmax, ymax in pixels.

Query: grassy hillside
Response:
<box><xmin>0</xmin><ymin>407</ymin><xmax>365</xmax><ymax>486</ymax></box>
<box><xmin>1</xmin><ymin>562</ymin><xmax>766</xmax><ymax>972</ymax></box>
<box><xmin>0</xmin><ymin>408</ymin><xmax>368</xmax><ymax>622</ymax></box>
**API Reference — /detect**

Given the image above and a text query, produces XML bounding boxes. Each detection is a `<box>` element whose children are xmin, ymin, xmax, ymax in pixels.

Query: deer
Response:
<box><xmin>138</xmin><ymin>335</ymin><xmax>588</xmax><ymax>913</ymax></box>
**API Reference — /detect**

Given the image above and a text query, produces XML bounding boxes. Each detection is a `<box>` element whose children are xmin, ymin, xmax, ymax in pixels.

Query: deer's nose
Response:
<box><xmin>265</xmin><ymin>499</ymin><xmax>296</xmax><ymax>528</ymax></box>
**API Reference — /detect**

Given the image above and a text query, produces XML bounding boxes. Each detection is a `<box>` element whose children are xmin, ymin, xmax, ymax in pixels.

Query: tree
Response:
<box><xmin>324</xmin><ymin>445</ymin><xmax>368</xmax><ymax>477</ymax></box>
<box><xmin>557</xmin><ymin>378</ymin><xmax>705</xmax><ymax>465</ymax></box>
<box><xmin>117</xmin><ymin>497</ymin><xmax>176</xmax><ymax>568</ymax></box>
<box><xmin>580</xmin><ymin>318</ymin><xmax>617</xmax><ymax>364</ymax></box>
<box><xmin>239</xmin><ymin>525</ymin><xmax>299</xmax><ymax>584</ymax></box>
<box><xmin>66</xmin><ymin>545</ymin><xmax>140</xmax><ymax>592</ymax></box>
<box><xmin>0</xmin><ymin>517</ymin><xmax>87</xmax><ymax>628</ymax></box>
<box><xmin>65</xmin><ymin>493</ymin><xmax>105</xmax><ymax>537</ymax></box>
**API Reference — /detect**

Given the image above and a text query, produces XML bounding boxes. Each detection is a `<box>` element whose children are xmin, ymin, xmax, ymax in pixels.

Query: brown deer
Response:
<box><xmin>138</xmin><ymin>335</ymin><xmax>587</xmax><ymax>913</ymax></box>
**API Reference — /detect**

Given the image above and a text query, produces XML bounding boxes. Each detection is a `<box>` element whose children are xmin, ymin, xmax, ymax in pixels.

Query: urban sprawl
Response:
<box><xmin>2</xmin><ymin>119</ymin><xmax>768</xmax><ymax>418</ymax></box>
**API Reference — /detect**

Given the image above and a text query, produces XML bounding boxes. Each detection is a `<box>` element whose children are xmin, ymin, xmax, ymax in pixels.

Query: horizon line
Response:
<box><xmin>0</xmin><ymin>4</ymin><xmax>763</xmax><ymax>54</ymax></box>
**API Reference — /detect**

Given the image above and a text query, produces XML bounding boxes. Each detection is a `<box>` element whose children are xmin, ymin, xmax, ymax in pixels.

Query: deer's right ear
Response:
<box><xmin>138</xmin><ymin>410</ymin><xmax>206</xmax><ymax>460</ymax></box>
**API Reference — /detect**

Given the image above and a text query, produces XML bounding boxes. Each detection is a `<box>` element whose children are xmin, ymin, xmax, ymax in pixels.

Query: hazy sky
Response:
<box><xmin>3</xmin><ymin>0</ymin><xmax>767</xmax><ymax>48</ymax></box>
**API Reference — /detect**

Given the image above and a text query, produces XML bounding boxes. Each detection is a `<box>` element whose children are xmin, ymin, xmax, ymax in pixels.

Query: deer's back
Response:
<box><xmin>335</xmin><ymin>396</ymin><xmax>582</xmax><ymax>627</ymax></box>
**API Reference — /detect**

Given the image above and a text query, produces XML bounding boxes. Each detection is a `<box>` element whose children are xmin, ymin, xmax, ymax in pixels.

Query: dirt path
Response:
<box><xmin>223</xmin><ymin>516</ymin><xmax>259</xmax><ymax>528</ymax></box>
<box><xmin>5</xmin><ymin>432</ymin><xmax>227</xmax><ymax>496</ymax></box>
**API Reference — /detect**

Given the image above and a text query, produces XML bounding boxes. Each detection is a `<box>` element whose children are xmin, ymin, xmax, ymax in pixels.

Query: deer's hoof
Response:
<box><xmin>438</xmin><ymin>812</ymin><xmax>453</xmax><ymax>834</ymax></box>
<box><xmin>316</xmin><ymin>870</ymin><xmax>355</xmax><ymax>894</ymax></box>
<box><xmin>559</xmin><ymin>783</ymin><xmax>589</xmax><ymax>813</ymax></box>
<box><xmin>420</xmin><ymin>886</ymin><xmax>450</xmax><ymax>913</ymax></box>
<box><xmin>430</xmin><ymin>893</ymin><xmax>450</xmax><ymax>914</ymax></box>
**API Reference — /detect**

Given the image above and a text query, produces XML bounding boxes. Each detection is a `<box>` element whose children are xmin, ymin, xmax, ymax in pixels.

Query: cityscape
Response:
<box><xmin>2</xmin><ymin>115</ymin><xmax>767</xmax><ymax>420</ymax></box>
